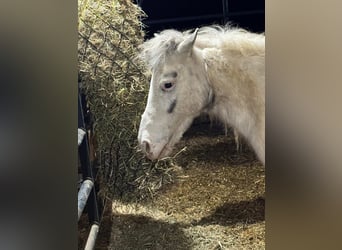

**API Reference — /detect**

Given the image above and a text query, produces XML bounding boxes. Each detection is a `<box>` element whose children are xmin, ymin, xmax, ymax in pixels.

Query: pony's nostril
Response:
<box><xmin>141</xmin><ymin>140</ymin><xmax>151</xmax><ymax>154</ymax></box>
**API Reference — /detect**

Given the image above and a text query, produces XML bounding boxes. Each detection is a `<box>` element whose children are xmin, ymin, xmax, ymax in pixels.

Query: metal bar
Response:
<box><xmin>78</xmin><ymin>131</ymin><xmax>92</xmax><ymax>179</ymax></box>
<box><xmin>78</xmin><ymin>87</ymin><xmax>101</xmax><ymax>250</ymax></box>
<box><xmin>86</xmin><ymin>186</ymin><xmax>100</xmax><ymax>224</ymax></box>
<box><xmin>78</xmin><ymin>128</ymin><xmax>86</xmax><ymax>146</ymax></box>
<box><xmin>78</xmin><ymin>90</ymin><xmax>100</xmax><ymax>224</ymax></box>
<box><xmin>222</xmin><ymin>0</ymin><xmax>229</xmax><ymax>23</ymax></box>
<box><xmin>78</xmin><ymin>89</ymin><xmax>86</xmax><ymax>130</ymax></box>
<box><xmin>144</xmin><ymin>10</ymin><xmax>264</xmax><ymax>26</ymax></box>
<box><xmin>78</xmin><ymin>128</ymin><xmax>100</xmax><ymax>224</ymax></box>
<box><xmin>84</xmin><ymin>224</ymin><xmax>99</xmax><ymax>250</ymax></box>
<box><xmin>78</xmin><ymin>179</ymin><xmax>94</xmax><ymax>221</ymax></box>
<box><xmin>135</xmin><ymin>0</ymin><xmax>144</xmax><ymax>7</ymax></box>
<box><xmin>78</xmin><ymin>91</ymin><xmax>93</xmax><ymax>187</ymax></box>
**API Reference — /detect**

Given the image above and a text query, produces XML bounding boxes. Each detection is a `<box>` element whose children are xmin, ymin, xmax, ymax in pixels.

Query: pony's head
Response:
<box><xmin>137</xmin><ymin>28</ymin><xmax>213</xmax><ymax>160</ymax></box>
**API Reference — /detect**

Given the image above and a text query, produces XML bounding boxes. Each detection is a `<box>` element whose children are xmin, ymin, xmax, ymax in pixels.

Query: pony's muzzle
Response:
<box><xmin>140</xmin><ymin>140</ymin><xmax>157</xmax><ymax>160</ymax></box>
<box><xmin>140</xmin><ymin>139</ymin><xmax>166</xmax><ymax>160</ymax></box>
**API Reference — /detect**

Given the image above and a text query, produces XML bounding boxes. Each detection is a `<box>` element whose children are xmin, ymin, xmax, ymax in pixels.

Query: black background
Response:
<box><xmin>135</xmin><ymin>0</ymin><xmax>264</xmax><ymax>38</ymax></box>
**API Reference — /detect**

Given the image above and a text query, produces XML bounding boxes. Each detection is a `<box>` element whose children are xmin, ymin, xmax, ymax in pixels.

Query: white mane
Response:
<box><xmin>138</xmin><ymin>25</ymin><xmax>265</xmax><ymax>70</ymax></box>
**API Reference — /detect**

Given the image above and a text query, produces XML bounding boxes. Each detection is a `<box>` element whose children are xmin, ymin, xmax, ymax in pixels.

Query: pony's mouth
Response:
<box><xmin>158</xmin><ymin>143</ymin><xmax>174</xmax><ymax>159</ymax></box>
<box><xmin>141</xmin><ymin>140</ymin><xmax>175</xmax><ymax>161</ymax></box>
<box><xmin>141</xmin><ymin>117</ymin><xmax>194</xmax><ymax>161</ymax></box>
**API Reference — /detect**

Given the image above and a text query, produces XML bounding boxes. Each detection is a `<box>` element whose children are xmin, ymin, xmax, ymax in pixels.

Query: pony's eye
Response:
<box><xmin>164</xmin><ymin>83</ymin><xmax>173</xmax><ymax>89</ymax></box>
<box><xmin>161</xmin><ymin>82</ymin><xmax>174</xmax><ymax>91</ymax></box>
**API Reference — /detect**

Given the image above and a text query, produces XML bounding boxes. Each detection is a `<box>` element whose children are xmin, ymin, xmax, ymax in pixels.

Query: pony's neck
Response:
<box><xmin>201</xmin><ymin>46</ymin><xmax>265</xmax><ymax>164</ymax></box>
<box><xmin>202</xmin><ymin>49</ymin><xmax>261</xmax><ymax>136</ymax></box>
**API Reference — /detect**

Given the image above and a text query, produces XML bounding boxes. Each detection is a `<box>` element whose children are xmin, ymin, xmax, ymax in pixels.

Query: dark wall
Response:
<box><xmin>135</xmin><ymin>0</ymin><xmax>264</xmax><ymax>38</ymax></box>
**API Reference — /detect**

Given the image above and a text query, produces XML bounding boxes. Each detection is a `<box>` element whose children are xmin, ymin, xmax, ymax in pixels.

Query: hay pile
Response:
<box><xmin>107</xmin><ymin>124</ymin><xmax>265</xmax><ymax>249</ymax></box>
<box><xmin>78</xmin><ymin>0</ymin><xmax>176</xmax><ymax>201</ymax></box>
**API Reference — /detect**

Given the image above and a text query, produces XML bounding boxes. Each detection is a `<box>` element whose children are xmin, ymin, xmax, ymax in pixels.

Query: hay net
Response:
<box><xmin>78</xmin><ymin>0</ymin><xmax>175</xmax><ymax>202</ymax></box>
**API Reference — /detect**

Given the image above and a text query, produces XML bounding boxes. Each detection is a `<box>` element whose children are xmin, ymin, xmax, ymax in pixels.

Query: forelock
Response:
<box><xmin>137</xmin><ymin>29</ymin><xmax>185</xmax><ymax>69</ymax></box>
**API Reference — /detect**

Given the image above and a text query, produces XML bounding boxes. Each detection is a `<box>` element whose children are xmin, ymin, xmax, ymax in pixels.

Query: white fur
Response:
<box><xmin>137</xmin><ymin>25</ymin><xmax>265</xmax><ymax>164</ymax></box>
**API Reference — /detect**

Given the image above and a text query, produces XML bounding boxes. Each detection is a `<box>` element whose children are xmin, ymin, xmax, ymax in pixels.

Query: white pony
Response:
<box><xmin>137</xmin><ymin>25</ymin><xmax>265</xmax><ymax>165</ymax></box>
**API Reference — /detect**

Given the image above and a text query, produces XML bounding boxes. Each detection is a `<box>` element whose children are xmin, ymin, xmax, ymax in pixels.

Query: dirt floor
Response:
<box><xmin>104</xmin><ymin>121</ymin><xmax>265</xmax><ymax>250</ymax></box>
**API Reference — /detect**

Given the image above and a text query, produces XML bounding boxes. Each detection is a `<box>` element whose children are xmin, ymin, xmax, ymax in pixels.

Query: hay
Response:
<box><xmin>78</xmin><ymin>0</ymin><xmax>176</xmax><ymax>201</ymax></box>
<box><xmin>107</xmin><ymin>126</ymin><xmax>266</xmax><ymax>249</ymax></box>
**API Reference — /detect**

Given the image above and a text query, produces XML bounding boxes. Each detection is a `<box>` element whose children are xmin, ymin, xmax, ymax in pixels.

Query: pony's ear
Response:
<box><xmin>177</xmin><ymin>28</ymin><xmax>199</xmax><ymax>56</ymax></box>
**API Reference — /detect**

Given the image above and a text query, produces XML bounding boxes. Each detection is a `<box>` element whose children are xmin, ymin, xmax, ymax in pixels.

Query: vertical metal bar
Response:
<box><xmin>78</xmin><ymin>179</ymin><xmax>94</xmax><ymax>221</ymax></box>
<box><xmin>86</xmin><ymin>187</ymin><xmax>100</xmax><ymax>224</ymax></box>
<box><xmin>136</xmin><ymin>0</ymin><xmax>144</xmax><ymax>7</ymax></box>
<box><xmin>78</xmin><ymin>131</ymin><xmax>92</xmax><ymax>179</ymax></box>
<box><xmin>222</xmin><ymin>0</ymin><xmax>229</xmax><ymax>24</ymax></box>
<box><xmin>84</xmin><ymin>224</ymin><xmax>99</xmax><ymax>250</ymax></box>
<box><xmin>78</xmin><ymin>128</ymin><xmax>86</xmax><ymax>146</ymax></box>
